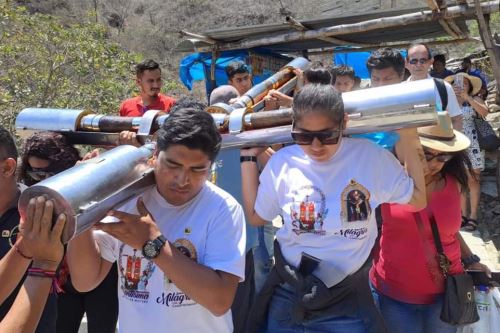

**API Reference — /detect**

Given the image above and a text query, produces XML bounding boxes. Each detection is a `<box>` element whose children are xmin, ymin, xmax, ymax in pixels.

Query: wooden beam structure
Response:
<box><xmin>189</xmin><ymin>0</ymin><xmax>498</xmax><ymax>52</ymax></box>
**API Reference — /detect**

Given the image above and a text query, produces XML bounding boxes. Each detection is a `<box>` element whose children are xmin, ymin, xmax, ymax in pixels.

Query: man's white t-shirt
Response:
<box><xmin>95</xmin><ymin>182</ymin><xmax>246</xmax><ymax>333</ymax></box>
<box><xmin>255</xmin><ymin>138</ymin><xmax>413</xmax><ymax>287</ymax></box>
<box><xmin>407</xmin><ymin>75</ymin><xmax>461</xmax><ymax>117</ymax></box>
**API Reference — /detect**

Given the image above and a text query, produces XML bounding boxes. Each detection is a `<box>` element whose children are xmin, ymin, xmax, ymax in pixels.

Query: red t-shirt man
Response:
<box><xmin>118</xmin><ymin>59</ymin><xmax>175</xmax><ymax>146</ymax></box>
<box><xmin>119</xmin><ymin>59</ymin><xmax>176</xmax><ymax>117</ymax></box>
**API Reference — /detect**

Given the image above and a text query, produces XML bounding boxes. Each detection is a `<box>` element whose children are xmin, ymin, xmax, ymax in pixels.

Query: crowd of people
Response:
<box><xmin>0</xmin><ymin>44</ymin><xmax>495</xmax><ymax>333</ymax></box>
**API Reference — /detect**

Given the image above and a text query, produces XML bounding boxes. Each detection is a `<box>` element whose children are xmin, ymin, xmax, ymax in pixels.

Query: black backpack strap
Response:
<box><xmin>433</xmin><ymin>78</ymin><xmax>448</xmax><ymax>111</ymax></box>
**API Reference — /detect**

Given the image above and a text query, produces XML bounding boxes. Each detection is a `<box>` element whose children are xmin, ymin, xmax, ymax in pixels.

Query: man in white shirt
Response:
<box><xmin>66</xmin><ymin>108</ymin><xmax>246</xmax><ymax>333</ymax></box>
<box><xmin>405</xmin><ymin>43</ymin><xmax>463</xmax><ymax>130</ymax></box>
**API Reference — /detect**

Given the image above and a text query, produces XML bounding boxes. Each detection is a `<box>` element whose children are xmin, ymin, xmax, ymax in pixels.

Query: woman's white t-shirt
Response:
<box><xmin>255</xmin><ymin>138</ymin><xmax>413</xmax><ymax>287</ymax></box>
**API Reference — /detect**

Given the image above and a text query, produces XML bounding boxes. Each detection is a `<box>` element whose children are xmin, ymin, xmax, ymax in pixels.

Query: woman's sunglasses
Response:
<box><xmin>291</xmin><ymin>127</ymin><xmax>343</xmax><ymax>145</ymax></box>
<box><xmin>423</xmin><ymin>150</ymin><xmax>454</xmax><ymax>163</ymax></box>
<box><xmin>26</xmin><ymin>167</ymin><xmax>56</xmax><ymax>182</ymax></box>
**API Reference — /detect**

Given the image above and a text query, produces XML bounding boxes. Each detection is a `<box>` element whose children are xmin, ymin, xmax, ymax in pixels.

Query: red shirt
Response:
<box><xmin>370</xmin><ymin>174</ymin><xmax>464</xmax><ymax>304</ymax></box>
<box><xmin>119</xmin><ymin>93</ymin><xmax>176</xmax><ymax>117</ymax></box>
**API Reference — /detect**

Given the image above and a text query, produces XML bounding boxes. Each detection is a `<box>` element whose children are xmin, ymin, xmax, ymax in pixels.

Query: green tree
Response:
<box><xmin>0</xmin><ymin>1</ymin><xmax>141</xmax><ymax>134</ymax></box>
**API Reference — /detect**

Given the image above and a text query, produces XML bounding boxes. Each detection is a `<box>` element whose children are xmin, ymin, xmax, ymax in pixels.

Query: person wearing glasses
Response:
<box><xmin>240</xmin><ymin>84</ymin><xmax>426</xmax><ymax>332</ymax></box>
<box><xmin>18</xmin><ymin>131</ymin><xmax>119</xmax><ymax>333</ymax></box>
<box><xmin>370</xmin><ymin>112</ymin><xmax>491</xmax><ymax>333</ymax></box>
<box><xmin>405</xmin><ymin>44</ymin><xmax>462</xmax><ymax>130</ymax></box>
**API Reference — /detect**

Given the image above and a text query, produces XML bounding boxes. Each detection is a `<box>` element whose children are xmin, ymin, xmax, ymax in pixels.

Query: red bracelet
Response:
<box><xmin>14</xmin><ymin>245</ymin><xmax>33</xmax><ymax>260</ymax></box>
<box><xmin>27</xmin><ymin>268</ymin><xmax>63</xmax><ymax>293</ymax></box>
<box><xmin>27</xmin><ymin>268</ymin><xmax>57</xmax><ymax>278</ymax></box>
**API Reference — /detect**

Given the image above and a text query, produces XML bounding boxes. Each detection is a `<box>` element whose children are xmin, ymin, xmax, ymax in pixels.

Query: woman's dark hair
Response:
<box><xmin>440</xmin><ymin>150</ymin><xmax>475</xmax><ymax>192</ymax></box>
<box><xmin>156</xmin><ymin>107</ymin><xmax>221</xmax><ymax>162</ymax></box>
<box><xmin>19</xmin><ymin>131</ymin><xmax>81</xmax><ymax>186</ymax></box>
<box><xmin>304</xmin><ymin>62</ymin><xmax>332</xmax><ymax>85</ymax></box>
<box><xmin>464</xmin><ymin>77</ymin><xmax>474</xmax><ymax>95</ymax></box>
<box><xmin>292</xmin><ymin>84</ymin><xmax>344</xmax><ymax>124</ymax></box>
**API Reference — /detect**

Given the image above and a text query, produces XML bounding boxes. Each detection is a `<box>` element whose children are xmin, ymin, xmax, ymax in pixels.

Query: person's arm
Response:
<box><xmin>456</xmin><ymin>232</ymin><xmax>491</xmax><ymax>276</ymax></box>
<box><xmin>66</xmin><ymin>229</ymin><xmax>114</xmax><ymax>292</ymax></box>
<box><xmin>94</xmin><ymin>198</ymin><xmax>241</xmax><ymax>316</ymax></box>
<box><xmin>0</xmin><ymin>248</ymin><xmax>31</xmax><ymax>304</ymax></box>
<box><xmin>0</xmin><ymin>197</ymin><xmax>65</xmax><ymax>333</ymax></box>
<box><xmin>394</xmin><ymin>128</ymin><xmax>427</xmax><ymax>210</ymax></box>
<box><xmin>467</xmin><ymin>96</ymin><xmax>489</xmax><ymax>118</ymax></box>
<box><xmin>0</xmin><ymin>261</ymin><xmax>57</xmax><ymax>333</ymax></box>
<box><xmin>240</xmin><ymin>148</ymin><xmax>269</xmax><ymax>227</ymax></box>
<box><xmin>451</xmin><ymin>116</ymin><xmax>463</xmax><ymax>131</ymax></box>
<box><xmin>153</xmin><ymin>243</ymin><xmax>239</xmax><ymax>316</ymax></box>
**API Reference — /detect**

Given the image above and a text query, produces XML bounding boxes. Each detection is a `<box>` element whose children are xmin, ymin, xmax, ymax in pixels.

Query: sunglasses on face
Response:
<box><xmin>408</xmin><ymin>58</ymin><xmax>430</xmax><ymax>65</ymax></box>
<box><xmin>26</xmin><ymin>168</ymin><xmax>56</xmax><ymax>182</ymax></box>
<box><xmin>291</xmin><ymin>127</ymin><xmax>343</xmax><ymax>145</ymax></box>
<box><xmin>423</xmin><ymin>150</ymin><xmax>454</xmax><ymax>163</ymax></box>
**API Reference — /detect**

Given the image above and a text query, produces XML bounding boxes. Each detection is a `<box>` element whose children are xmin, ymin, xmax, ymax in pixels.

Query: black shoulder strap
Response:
<box><xmin>433</xmin><ymin>78</ymin><xmax>448</xmax><ymax>111</ymax></box>
<box><xmin>428</xmin><ymin>215</ymin><xmax>444</xmax><ymax>255</ymax></box>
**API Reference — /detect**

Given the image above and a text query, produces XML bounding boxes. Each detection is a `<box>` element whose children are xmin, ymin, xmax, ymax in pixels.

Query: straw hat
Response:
<box><xmin>444</xmin><ymin>72</ymin><xmax>482</xmax><ymax>96</ymax></box>
<box><xmin>418</xmin><ymin>112</ymin><xmax>470</xmax><ymax>152</ymax></box>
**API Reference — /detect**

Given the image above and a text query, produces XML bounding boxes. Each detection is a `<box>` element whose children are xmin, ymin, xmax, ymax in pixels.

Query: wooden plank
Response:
<box><xmin>285</xmin><ymin>15</ymin><xmax>373</xmax><ymax>47</ymax></box>
<box><xmin>305</xmin><ymin>37</ymin><xmax>478</xmax><ymax>55</ymax></box>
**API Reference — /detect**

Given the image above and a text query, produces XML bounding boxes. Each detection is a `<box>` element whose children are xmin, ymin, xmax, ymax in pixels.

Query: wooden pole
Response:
<box><xmin>474</xmin><ymin>0</ymin><xmax>500</xmax><ymax>93</ymax></box>
<box><xmin>285</xmin><ymin>16</ymin><xmax>372</xmax><ymax>47</ymax></box>
<box><xmin>305</xmin><ymin>37</ymin><xmax>478</xmax><ymax>55</ymax></box>
<box><xmin>193</xmin><ymin>1</ymin><xmax>499</xmax><ymax>52</ymax></box>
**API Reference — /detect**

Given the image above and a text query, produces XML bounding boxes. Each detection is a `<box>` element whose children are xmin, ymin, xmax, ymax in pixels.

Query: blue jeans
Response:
<box><xmin>253</xmin><ymin>224</ymin><xmax>277</xmax><ymax>293</ymax></box>
<box><xmin>262</xmin><ymin>284</ymin><xmax>367</xmax><ymax>333</ymax></box>
<box><xmin>371</xmin><ymin>287</ymin><xmax>457</xmax><ymax>333</ymax></box>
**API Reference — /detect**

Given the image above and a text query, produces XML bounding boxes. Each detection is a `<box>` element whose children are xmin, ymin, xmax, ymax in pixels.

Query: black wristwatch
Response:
<box><xmin>142</xmin><ymin>235</ymin><xmax>167</xmax><ymax>260</ymax></box>
<box><xmin>462</xmin><ymin>254</ymin><xmax>480</xmax><ymax>268</ymax></box>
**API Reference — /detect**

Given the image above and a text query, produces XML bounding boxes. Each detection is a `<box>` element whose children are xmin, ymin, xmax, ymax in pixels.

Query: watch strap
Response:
<box><xmin>152</xmin><ymin>234</ymin><xmax>167</xmax><ymax>248</ymax></box>
<box><xmin>240</xmin><ymin>155</ymin><xmax>257</xmax><ymax>163</ymax></box>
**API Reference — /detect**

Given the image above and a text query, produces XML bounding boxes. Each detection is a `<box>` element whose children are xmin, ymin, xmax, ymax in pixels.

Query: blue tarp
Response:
<box><xmin>179</xmin><ymin>49</ymin><xmax>292</xmax><ymax>95</ymax></box>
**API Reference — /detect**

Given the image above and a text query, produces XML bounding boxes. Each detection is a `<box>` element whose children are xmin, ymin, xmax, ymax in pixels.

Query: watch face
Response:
<box><xmin>143</xmin><ymin>241</ymin><xmax>158</xmax><ymax>259</ymax></box>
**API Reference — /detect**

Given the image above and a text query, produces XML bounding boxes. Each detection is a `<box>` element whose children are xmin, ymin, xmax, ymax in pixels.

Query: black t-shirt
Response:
<box><xmin>0</xmin><ymin>197</ymin><xmax>57</xmax><ymax>332</ymax></box>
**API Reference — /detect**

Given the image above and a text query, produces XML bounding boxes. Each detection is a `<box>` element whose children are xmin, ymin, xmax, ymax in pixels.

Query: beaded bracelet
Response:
<box><xmin>14</xmin><ymin>244</ymin><xmax>33</xmax><ymax>260</ymax></box>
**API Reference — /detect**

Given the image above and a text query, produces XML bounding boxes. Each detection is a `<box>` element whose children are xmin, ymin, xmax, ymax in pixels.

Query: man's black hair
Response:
<box><xmin>366</xmin><ymin>48</ymin><xmax>406</xmax><ymax>77</ymax></box>
<box><xmin>331</xmin><ymin>65</ymin><xmax>355</xmax><ymax>81</ymax></box>
<box><xmin>169</xmin><ymin>96</ymin><xmax>206</xmax><ymax>113</ymax></box>
<box><xmin>304</xmin><ymin>62</ymin><xmax>332</xmax><ymax>85</ymax></box>
<box><xmin>406</xmin><ymin>43</ymin><xmax>432</xmax><ymax>60</ymax></box>
<box><xmin>225</xmin><ymin>61</ymin><xmax>250</xmax><ymax>81</ymax></box>
<box><xmin>433</xmin><ymin>54</ymin><xmax>446</xmax><ymax>64</ymax></box>
<box><xmin>157</xmin><ymin>108</ymin><xmax>221</xmax><ymax>162</ymax></box>
<box><xmin>0</xmin><ymin>126</ymin><xmax>18</xmax><ymax>160</ymax></box>
<box><xmin>135</xmin><ymin>59</ymin><xmax>161</xmax><ymax>77</ymax></box>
